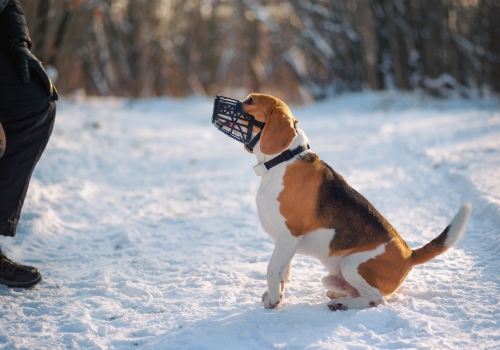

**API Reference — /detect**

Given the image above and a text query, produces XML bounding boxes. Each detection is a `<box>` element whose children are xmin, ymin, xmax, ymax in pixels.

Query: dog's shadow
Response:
<box><xmin>148</xmin><ymin>297</ymin><xmax>409</xmax><ymax>348</ymax></box>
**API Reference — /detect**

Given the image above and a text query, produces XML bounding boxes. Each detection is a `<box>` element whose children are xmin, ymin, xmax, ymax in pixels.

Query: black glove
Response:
<box><xmin>2</xmin><ymin>0</ymin><xmax>58</xmax><ymax>100</ymax></box>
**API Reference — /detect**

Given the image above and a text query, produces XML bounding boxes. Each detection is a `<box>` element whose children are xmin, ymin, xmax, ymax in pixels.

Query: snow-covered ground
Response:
<box><xmin>1</xmin><ymin>92</ymin><xmax>499</xmax><ymax>349</ymax></box>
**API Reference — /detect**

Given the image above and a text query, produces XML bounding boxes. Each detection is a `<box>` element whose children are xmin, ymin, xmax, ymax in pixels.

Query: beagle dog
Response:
<box><xmin>240</xmin><ymin>93</ymin><xmax>471</xmax><ymax>310</ymax></box>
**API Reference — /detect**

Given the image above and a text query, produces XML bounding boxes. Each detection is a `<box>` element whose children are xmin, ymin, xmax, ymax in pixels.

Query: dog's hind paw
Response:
<box><xmin>328</xmin><ymin>296</ymin><xmax>383</xmax><ymax>310</ymax></box>
<box><xmin>328</xmin><ymin>301</ymin><xmax>348</xmax><ymax>311</ymax></box>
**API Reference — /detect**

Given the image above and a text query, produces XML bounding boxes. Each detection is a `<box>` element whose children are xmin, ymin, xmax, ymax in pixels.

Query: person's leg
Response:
<box><xmin>0</xmin><ymin>50</ymin><xmax>56</xmax><ymax>287</ymax></box>
<box><xmin>0</xmin><ymin>50</ymin><xmax>56</xmax><ymax>237</ymax></box>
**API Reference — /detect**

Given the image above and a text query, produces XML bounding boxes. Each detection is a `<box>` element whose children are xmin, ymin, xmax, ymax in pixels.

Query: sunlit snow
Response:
<box><xmin>1</xmin><ymin>92</ymin><xmax>499</xmax><ymax>349</ymax></box>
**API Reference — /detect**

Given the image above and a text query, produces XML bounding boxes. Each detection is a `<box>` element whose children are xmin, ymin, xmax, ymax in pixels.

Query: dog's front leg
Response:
<box><xmin>283</xmin><ymin>261</ymin><xmax>291</xmax><ymax>285</ymax></box>
<box><xmin>262</xmin><ymin>232</ymin><xmax>302</xmax><ymax>309</ymax></box>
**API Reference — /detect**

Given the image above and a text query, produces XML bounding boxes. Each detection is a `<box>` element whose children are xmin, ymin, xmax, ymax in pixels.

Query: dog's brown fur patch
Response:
<box><xmin>357</xmin><ymin>238</ymin><xmax>413</xmax><ymax>295</ymax></box>
<box><xmin>278</xmin><ymin>154</ymin><xmax>324</xmax><ymax>237</ymax></box>
<box><xmin>260</xmin><ymin>107</ymin><xmax>296</xmax><ymax>155</ymax></box>
<box><xmin>241</xmin><ymin>94</ymin><xmax>278</xmax><ymax>123</ymax></box>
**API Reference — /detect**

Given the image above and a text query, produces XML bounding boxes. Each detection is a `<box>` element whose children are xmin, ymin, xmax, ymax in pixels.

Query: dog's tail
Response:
<box><xmin>410</xmin><ymin>203</ymin><xmax>472</xmax><ymax>266</ymax></box>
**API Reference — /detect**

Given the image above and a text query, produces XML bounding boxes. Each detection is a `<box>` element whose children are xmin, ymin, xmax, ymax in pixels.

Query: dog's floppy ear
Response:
<box><xmin>260</xmin><ymin>107</ymin><xmax>297</xmax><ymax>155</ymax></box>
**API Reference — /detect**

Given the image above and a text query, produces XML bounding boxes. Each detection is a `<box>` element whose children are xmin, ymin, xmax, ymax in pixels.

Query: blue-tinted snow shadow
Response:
<box><xmin>143</xmin><ymin>301</ymin><xmax>426</xmax><ymax>349</ymax></box>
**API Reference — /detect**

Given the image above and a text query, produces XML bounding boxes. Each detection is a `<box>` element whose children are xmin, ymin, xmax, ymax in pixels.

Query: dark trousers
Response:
<box><xmin>0</xmin><ymin>49</ymin><xmax>56</xmax><ymax>237</ymax></box>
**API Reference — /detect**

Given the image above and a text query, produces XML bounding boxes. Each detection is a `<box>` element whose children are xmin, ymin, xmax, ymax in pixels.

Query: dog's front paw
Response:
<box><xmin>262</xmin><ymin>290</ymin><xmax>268</xmax><ymax>302</ymax></box>
<box><xmin>262</xmin><ymin>290</ymin><xmax>282</xmax><ymax>309</ymax></box>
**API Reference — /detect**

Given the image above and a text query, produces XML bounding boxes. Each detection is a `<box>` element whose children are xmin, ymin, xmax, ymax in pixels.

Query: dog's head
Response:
<box><xmin>241</xmin><ymin>93</ymin><xmax>299</xmax><ymax>155</ymax></box>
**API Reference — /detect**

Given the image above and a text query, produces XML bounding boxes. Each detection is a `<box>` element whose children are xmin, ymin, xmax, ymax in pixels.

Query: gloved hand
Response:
<box><xmin>2</xmin><ymin>0</ymin><xmax>58</xmax><ymax>100</ymax></box>
<box><xmin>0</xmin><ymin>122</ymin><xmax>5</xmax><ymax>159</ymax></box>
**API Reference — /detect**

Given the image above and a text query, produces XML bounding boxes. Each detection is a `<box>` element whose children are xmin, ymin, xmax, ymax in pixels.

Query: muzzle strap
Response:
<box><xmin>244</xmin><ymin>121</ymin><xmax>265</xmax><ymax>152</ymax></box>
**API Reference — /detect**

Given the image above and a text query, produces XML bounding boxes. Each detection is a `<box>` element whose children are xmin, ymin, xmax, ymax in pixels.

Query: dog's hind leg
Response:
<box><xmin>322</xmin><ymin>275</ymin><xmax>360</xmax><ymax>299</ymax></box>
<box><xmin>327</xmin><ymin>246</ymin><xmax>388</xmax><ymax>311</ymax></box>
<box><xmin>327</xmin><ymin>273</ymin><xmax>385</xmax><ymax>311</ymax></box>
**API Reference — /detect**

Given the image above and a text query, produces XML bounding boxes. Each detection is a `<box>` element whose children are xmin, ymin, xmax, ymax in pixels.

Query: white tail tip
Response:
<box><xmin>445</xmin><ymin>202</ymin><xmax>472</xmax><ymax>248</ymax></box>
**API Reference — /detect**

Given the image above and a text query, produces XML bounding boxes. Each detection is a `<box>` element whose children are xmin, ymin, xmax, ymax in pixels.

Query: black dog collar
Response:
<box><xmin>253</xmin><ymin>144</ymin><xmax>310</xmax><ymax>176</ymax></box>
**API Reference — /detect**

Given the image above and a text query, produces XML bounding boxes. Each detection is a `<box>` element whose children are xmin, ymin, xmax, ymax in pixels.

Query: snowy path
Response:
<box><xmin>0</xmin><ymin>93</ymin><xmax>499</xmax><ymax>349</ymax></box>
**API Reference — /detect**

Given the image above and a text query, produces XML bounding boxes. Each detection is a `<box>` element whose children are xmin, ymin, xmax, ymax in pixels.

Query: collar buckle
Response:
<box><xmin>253</xmin><ymin>163</ymin><xmax>268</xmax><ymax>176</ymax></box>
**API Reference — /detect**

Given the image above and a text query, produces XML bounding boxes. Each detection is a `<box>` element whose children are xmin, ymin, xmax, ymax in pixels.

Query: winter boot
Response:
<box><xmin>0</xmin><ymin>248</ymin><xmax>41</xmax><ymax>288</ymax></box>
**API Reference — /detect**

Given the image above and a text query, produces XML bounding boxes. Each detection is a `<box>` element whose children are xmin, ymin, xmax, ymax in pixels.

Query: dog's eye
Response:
<box><xmin>246</xmin><ymin>98</ymin><xmax>254</xmax><ymax>105</ymax></box>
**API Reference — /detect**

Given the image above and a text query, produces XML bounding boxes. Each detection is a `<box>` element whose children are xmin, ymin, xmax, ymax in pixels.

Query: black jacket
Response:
<box><xmin>0</xmin><ymin>0</ymin><xmax>8</xmax><ymax>13</ymax></box>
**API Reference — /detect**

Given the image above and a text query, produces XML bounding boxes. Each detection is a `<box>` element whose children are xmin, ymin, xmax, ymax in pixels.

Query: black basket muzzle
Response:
<box><xmin>212</xmin><ymin>95</ymin><xmax>265</xmax><ymax>152</ymax></box>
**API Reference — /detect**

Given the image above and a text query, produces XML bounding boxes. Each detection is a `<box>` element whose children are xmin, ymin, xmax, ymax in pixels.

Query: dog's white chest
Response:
<box><xmin>256</xmin><ymin>169</ymin><xmax>287</xmax><ymax>242</ymax></box>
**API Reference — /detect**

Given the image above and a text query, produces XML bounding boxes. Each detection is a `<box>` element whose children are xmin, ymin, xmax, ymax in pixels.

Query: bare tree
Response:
<box><xmin>19</xmin><ymin>0</ymin><xmax>500</xmax><ymax>102</ymax></box>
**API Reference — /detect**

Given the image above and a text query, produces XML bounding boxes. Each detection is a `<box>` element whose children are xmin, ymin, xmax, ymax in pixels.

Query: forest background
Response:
<box><xmin>21</xmin><ymin>0</ymin><xmax>500</xmax><ymax>103</ymax></box>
